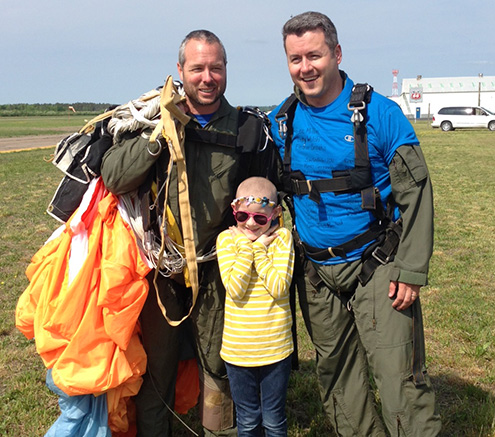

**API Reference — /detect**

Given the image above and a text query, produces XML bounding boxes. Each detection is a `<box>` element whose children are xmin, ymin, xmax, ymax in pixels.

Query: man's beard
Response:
<box><xmin>183</xmin><ymin>81</ymin><xmax>226</xmax><ymax>109</ymax></box>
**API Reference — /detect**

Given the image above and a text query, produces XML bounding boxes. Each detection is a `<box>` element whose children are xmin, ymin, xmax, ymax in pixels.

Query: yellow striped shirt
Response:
<box><xmin>217</xmin><ymin>226</ymin><xmax>294</xmax><ymax>366</ymax></box>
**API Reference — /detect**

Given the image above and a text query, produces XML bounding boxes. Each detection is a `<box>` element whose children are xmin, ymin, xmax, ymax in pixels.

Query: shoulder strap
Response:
<box><xmin>348</xmin><ymin>83</ymin><xmax>373</xmax><ymax>168</ymax></box>
<box><xmin>274</xmin><ymin>94</ymin><xmax>298</xmax><ymax>174</ymax></box>
<box><xmin>183</xmin><ymin>106</ymin><xmax>270</xmax><ymax>155</ymax></box>
<box><xmin>347</xmin><ymin>83</ymin><xmax>381</xmax><ymax>214</ymax></box>
<box><xmin>277</xmin><ymin>85</ymin><xmax>381</xmax><ymax>210</ymax></box>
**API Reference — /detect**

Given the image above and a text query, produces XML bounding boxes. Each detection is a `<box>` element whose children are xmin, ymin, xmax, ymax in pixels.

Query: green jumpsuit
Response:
<box><xmin>101</xmin><ymin>96</ymin><xmax>274</xmax><ymax>436</ymax></box>
<box><xmin>296</xmin><ymin>145</ymin><xmax>442</xmax><ymax>436</ymax></box>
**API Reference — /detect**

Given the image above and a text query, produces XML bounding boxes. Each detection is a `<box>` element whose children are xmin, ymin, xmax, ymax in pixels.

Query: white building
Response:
<box><xmin>390</xmin><ymin>75</ymin><xmax>495</xmax><ymax>119</ymax></box>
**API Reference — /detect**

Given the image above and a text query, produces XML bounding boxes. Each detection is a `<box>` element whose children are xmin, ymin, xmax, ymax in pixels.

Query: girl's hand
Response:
<box><xmin>257</xmin><ymin>224</ymin><xmax>279</xmax><ymax>247</ymax></box>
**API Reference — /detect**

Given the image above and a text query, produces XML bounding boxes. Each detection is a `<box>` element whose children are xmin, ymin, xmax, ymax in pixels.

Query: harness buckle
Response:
<box><xmin>291</xmin><ymin>178</ymin><xmax>302</xmax><ymax>195</ymax></box>
<box><xmin>349</xmin><ymin>107</ymin><xmax>364</xmax><ymax>126</ymax></box>
<box><xmin>371</xmin><ymin>246</ymin><xmax>390</xmax><ymax>265</ymax></box>
<box><xmin>275</xmin><ymin>113</ymin><xmax>288</xmax><ymax>139</ymax></box>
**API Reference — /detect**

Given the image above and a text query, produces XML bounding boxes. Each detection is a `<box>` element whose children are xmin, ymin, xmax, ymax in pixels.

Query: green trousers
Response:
<box><xmin>135</xmin><ymin>272</ymin><xmax>187</xmax><ymax>437</ymax></box>
<box><xmin>191</xmin><ymin>261</ymin><xmax>237</xmax><ymax>436</ymax></box>
<box><xmin>298</xmin><ymin>259</ymin><xmax>441</xmax><ymax>437</ymax></box>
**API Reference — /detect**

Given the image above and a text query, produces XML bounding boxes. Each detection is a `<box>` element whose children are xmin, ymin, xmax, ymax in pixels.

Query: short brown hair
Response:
<box><xmin>282</xmin><ymin>11</ymin><xmax>339</xmax><ymax>51</ymax></box>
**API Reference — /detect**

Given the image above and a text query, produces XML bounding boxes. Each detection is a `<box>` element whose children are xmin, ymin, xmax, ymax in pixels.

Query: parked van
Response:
<box><xmin>431</xmin><ymin>106</ymin><xmax>495</xmax><ymax>131</ymax></box>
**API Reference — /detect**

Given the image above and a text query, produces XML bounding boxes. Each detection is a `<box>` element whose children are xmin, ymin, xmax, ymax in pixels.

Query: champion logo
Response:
<box><xmin>344</xmin><ymin>135</ymin><xmax>354</xmax><ymax>143</ymax></box>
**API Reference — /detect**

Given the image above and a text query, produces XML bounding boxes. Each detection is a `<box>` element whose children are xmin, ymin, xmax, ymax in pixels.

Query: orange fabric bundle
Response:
<box><xmin>16</xmin><ymin>178</ymin><xmax>150</xmax><ymax>396</ymax></box>
<box><xmin>16</xmin><ymin>177</ymin><xmax>199</xmax><ymax>434</ymax></box>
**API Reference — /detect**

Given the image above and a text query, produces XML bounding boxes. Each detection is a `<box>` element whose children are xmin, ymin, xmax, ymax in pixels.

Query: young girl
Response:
<box><xmin>216</xmin><ymin>176</ymin><xmax>295</xmax><ymax>437</ymax></box>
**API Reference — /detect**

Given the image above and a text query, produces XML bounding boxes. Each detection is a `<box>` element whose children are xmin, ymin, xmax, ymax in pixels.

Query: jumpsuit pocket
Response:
<box><xmin>390</xmin><ymin>145</ymin><xmax>428</xmax><ymax>193</ymax></box>
<box><xmin>209</xmin><ymin>152</ymin><xmax>238</xmax><ymax>192</ymax></box>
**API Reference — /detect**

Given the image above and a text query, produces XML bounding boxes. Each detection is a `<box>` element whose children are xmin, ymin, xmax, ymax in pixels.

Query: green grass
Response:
<box><xmin>0</xmin><ymin>115</ymin><xmax>90</xmax><ymax>137</ymax></box>
<box><xmin>0</xmin><ymin>120</ymin><xmax>494</xmax><ymax>436</ymax></box>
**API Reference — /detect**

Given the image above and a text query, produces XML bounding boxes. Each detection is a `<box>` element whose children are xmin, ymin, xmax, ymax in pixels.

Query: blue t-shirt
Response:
<box><xmin>193</xmin><ymin>112</ymin><xmax>214</xmax><ymax>127</ymax></box>
<box><xmin>268</xmin><ymin>73</ymin><xmax>419</xmax><ymax>264</ymax></box>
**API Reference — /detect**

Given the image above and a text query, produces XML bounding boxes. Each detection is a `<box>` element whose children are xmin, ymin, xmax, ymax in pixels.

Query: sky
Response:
<box><xmin>1</xmin><ymin>0</ymin><xmax>494</xmax><ymax>107</ymax></box>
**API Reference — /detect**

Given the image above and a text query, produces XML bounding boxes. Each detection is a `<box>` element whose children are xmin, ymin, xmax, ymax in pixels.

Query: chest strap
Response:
<box><xmin>184</xmin><ymin>127</ymin><xmax>237</xmax><ymax>148</ymax></box>
<box><xmin>275</xmin><ymin>83</ymin><xmax>377</xmax><ymax>211</ymax></box>
<box><xmin>184</xmin><ymin>105</ymin><xmax>270</xmax><ymax>153</ymax></box>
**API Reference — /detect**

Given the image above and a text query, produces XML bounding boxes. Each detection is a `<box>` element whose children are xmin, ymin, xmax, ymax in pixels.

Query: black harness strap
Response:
<box><xmin>357</xmin><ymin>219</ymin><xmax>402</xmax><ymax>285</ymax></box>
<box><xmin>275</xmin><ymin>83</ymin><xmax>402</xmax><ymax>281</ymax></box>
<box><xmin>302</xmin><ymin>220</ymin><xmax>389</xmax><ymax>261</ymax></box>
<box><xmin>274</xmin><ymin>93</ymin><xmax>298</xmax><ymax>174</ymax></box>
<box><xmin>289</xmin><ymin>167</ymin><xmax>373</xmax><ymax>196</ymax></box>
<box><xmin>348</xmin><ymin>84</ymin><xmax>378</xmax><ymax>213</ymax></box>
<box><xmin>184</xmin><ymin>127</ymin><xmax>237</xmax><ymax>149</ymax></box>
<box><xmin>275</xmin><ymin>85</ymin><xmax>377</xmax><ymax>208</ymax></box>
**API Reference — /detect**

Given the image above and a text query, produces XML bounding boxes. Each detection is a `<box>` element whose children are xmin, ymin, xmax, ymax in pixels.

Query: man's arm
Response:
<box><xmin>100</xmin><ymin>131</ymin><xmax>167</xmax><ymax>195</ymax></box>
<box><xmin>388</xmin><ymin>144</ymin><xmax>434</xmax><ymax>310</ymax></box>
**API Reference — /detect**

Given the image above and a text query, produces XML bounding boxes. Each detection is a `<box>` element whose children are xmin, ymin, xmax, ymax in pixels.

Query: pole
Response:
<box><xmin>478</xmin><ymin>73</ymin><xmax>483</xmax><ymax>106</ymax></box>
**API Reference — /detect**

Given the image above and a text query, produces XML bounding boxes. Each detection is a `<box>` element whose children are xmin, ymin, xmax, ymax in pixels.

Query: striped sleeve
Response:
<box><xmin>216</xmin><ymin>230</ymin><xmax>254</xmax><ymax>300</ymax></box>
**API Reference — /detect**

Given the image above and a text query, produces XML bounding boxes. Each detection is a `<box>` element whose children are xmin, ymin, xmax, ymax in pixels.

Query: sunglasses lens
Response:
<box><xmin>253</xmin><ymin>215</ymin><xmax>268</xmax><ymax>225</ymax></box>
<box><xmin>235</xmin><ymin>211</ymin><xmax>249</xmax><ymax>223</ymax></box>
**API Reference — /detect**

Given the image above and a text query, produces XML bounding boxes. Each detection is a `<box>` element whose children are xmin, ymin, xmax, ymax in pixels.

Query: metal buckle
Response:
<box><xmin>347</xmin><ymin>101</ymin><xmax>366</xmax><ymax>111</ymax></box>
<box><xmin>275</xmin><ymin>113</ymin><xmax>288</xmax><ymax>139</ymax></box>
<box><xmin>349</xmin><ymin>106</ymin><xmax>364</xmax><ymax>125</ymax></box>
<box><xmin>291</xmin><ymin>178</ymin><xmax>302</xmax><ymax>195</ymax></box>
<box><xmin>371</xmin><ymin>246</ymin><xmax>390</xmax><ymax>265</ymax></box>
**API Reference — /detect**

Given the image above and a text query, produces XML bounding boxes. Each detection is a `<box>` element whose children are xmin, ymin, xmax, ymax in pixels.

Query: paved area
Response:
<box><xmin>0</xmin><ymin>134</ymin><xmax>64</xmax><ymax>153</ymax></box>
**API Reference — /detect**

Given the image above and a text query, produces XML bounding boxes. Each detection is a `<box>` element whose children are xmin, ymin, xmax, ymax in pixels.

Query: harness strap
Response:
<box><xmin>151</xmin><ymin>76</ymin><xmax>198</xmax><ymax>327</ymax></box>
<box><xmin>184</xmin><ymin>127</ymin><xmax>237</xmax><ymax>148</ymax></box>
<box><xmin>289</xmin><ymin>167</ymin><xmax>373</xmax><ymax>196</ymax></box>
<box><xmin>275</xmin><ymin>84</ymin><xmax>377</xmax><ymax>209</ymax></box>
<box><xmin>274</xmin><ymin>94</ymin><xmax>298</xmax><ymax>174</ymax></box>
<box><xmin>357</xmin><ymin>220</ymin><xmax>402</xmax><ymax>285</ymax></box>
<box><xmin>348</xmin><ymin>84</ymin><xmax>375</xmax><ymax>213</ymax></box>
<box><xmin>301</xmin><ymin>220</ymin><xmax>389</xmax><ymax>261</ymax></box>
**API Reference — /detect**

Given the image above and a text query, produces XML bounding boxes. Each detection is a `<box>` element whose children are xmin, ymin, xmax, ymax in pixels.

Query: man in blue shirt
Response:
<box><xmin>269</xmin><ymin>11</ymin><xmax>441</xmax><ymax>436</ymax></box>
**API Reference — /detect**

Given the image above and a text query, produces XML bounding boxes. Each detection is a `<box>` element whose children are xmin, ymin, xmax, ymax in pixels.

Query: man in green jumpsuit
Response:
<box><xmin>268</xmin><ymin>12</ymin><xmax>442</xmax><ymax>436</ymax></box>
<box><xmin>101</xmin><ymin>30</ymin><xmax>275</xmax><ymax>437</ymax></box>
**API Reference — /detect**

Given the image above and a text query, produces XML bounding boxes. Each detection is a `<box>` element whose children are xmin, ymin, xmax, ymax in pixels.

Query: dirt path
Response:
<box><xmin>0</xmin><ymin>134</ymin><xmax>65</xmax><ymax>153</ymax></box>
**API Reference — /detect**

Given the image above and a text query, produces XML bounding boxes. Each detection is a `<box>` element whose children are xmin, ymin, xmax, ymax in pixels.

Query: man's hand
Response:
<box><xmin>389</xmin><ymin>281</ymin><xmax>420</xmax><ymax>311</ymax></box>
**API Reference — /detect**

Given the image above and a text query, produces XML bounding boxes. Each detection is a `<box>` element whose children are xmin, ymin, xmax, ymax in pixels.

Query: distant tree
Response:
<box><xmin>0</xmin><ymin>103</ymin><xmax>115</xmax><ymax>116</ymax></box>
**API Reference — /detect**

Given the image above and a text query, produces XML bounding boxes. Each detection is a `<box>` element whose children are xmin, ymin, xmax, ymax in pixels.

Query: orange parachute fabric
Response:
<box><xmin>15</xmin><ymin>177</ymin><xmax>151</xmax><ymax>396</ymax></box>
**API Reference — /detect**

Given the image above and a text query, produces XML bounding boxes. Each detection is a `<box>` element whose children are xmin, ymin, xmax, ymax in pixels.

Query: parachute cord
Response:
<box><xmin>108</xmin><ymin>90</ymin><xmax>161</xmax><ymax>142</ymax></box>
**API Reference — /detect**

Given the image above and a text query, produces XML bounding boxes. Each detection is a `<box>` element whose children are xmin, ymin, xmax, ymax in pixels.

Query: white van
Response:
<box><xmin>431</xmin><ymin>106</ymin><xmax>495</xmax><ymax>131</ymax></box>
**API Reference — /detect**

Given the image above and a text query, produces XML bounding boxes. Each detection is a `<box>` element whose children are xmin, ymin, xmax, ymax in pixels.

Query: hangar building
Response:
<box><xmin>389</xmin><ymin>75</ymin><xmax>495</xmax><ymax>119</ymax></box>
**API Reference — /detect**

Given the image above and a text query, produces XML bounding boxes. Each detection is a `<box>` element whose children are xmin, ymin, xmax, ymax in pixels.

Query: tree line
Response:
<box><xmin>0</xmin><ymin>103</ymin><xmax>277</xmax><ymax>117</ymax></box>
<box><xmin>0</xmin><ymin>103</ymin><xmax>115</xmax><ymax>117</ymax></box>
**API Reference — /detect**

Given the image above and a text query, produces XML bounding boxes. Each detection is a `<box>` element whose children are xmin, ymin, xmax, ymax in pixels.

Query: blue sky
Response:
<box><xmin>1</xmin><ymin>0</ymin><xmax>493</xmax><ymax>107</ymax></box>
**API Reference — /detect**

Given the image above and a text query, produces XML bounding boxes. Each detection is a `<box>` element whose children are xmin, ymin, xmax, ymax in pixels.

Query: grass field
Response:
<box><xmin>0</xmin><ymin>120</ymin><xmax>494</xmax><ymax>436</ymax></box>
<box><xmin>0</xmin><ymin>115</ymin><xmax>91</xmax><ymax>138</ymax></box>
